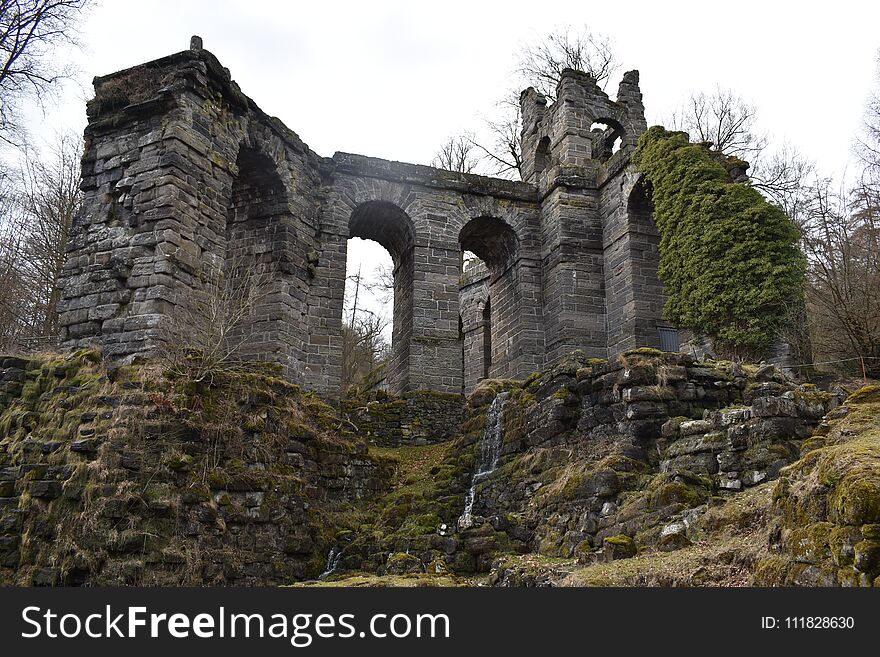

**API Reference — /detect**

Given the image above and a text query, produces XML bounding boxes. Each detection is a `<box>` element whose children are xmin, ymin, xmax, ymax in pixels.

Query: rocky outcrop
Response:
<box><xmin>756</xmin><ymin>385</ymin><xmax>880</xmax><ymax>586</ymax></box>
<box><xmin>311</xmin><ymin>349</ymin><xmax>841</xmax><ymax>580</ymax></box>
<box><xmin>458</xmin><ymin>350</ymin><xmax>835</xmax><ymax>565</ymax></box>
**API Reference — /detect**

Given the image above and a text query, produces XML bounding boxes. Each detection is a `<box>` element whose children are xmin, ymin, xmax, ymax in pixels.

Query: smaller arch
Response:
<box><xmin>627</xmin><ymin>177</ymin><xmax>655</xmax><ymax>229</ymax></box>
<box><xmin>229</xmin><ymin>147</ymin><xmax>288</xmax><ymax>224</ymax></box>
<box><xmin>534</xmin><ymin>136</ymin><xmax>551</xmax><ymax>175</ymax></box>
<box><xmin>590</xmin><ymin>116</ymin><xmax>626</xmax><ymax>162</ymax></box>
<box><xmin>459</xmin><ymin>216</ymin><xmax>519</xmax><ymax>278</ymax></box>
<box><xmin>349</xmin><ymin>201</ymin><xmax>415</xmax><ymax>267</ymax></box>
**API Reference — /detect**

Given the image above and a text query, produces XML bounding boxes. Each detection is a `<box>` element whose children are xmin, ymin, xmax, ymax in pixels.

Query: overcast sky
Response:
<box><xmin>21</xmin><ymin>0</ymin><xmax>880</xmax><ymax>338</ymax></box>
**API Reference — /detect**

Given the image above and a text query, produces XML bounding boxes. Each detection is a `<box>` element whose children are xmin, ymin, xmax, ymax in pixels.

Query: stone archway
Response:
<box><xmin>348</xmin><ymin>201</ymin><xmax>416</xmax><ymax>394</ymax></box>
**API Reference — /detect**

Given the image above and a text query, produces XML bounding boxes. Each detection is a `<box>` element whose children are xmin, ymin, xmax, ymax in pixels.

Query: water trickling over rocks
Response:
<box><xmin>459</xmin><ymin>392</ymin><xmax>509</xmax><ymax>529</ymax></box>
<box><xmin>319</xmin><ymin>545</ymin><xmax>344</xmax><ymax>580</ymax></box>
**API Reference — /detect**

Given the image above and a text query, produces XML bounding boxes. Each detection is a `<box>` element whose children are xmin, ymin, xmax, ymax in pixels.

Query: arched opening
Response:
<box><xmin>627</xmin><ymin>178</ymin><xmax>653</xmax><ymax>226</ymax></box>
<box><xmin>590</xmin><ymin>120</ymin><xmax>624</xmax><ymax>162</ymax></box>
<box><xmin>459</xmin><ymin>216</ymin><xmax>519</xmax><ymax>388</ymax></box>
<box><xmin>222</xmin><ymin>146</ymin><xmax>289</xmax><ymax>361</ymax></box>
<box><xmin>459</xmin><ymin>216</ymin><xmax>518</xmax><ymax>275</ymax></box>
<box><xmin>345</xmin><ymin>201</ymin><xmax>415</xmax><ymax>395</ymax></box>
<box><xmin>534</xmin><ymin>136</ymin><xmax>551</xmax><ymax>175</ymax></box>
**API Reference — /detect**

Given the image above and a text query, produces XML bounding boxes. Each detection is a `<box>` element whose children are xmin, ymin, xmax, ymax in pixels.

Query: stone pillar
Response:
<box><xmin>520</xmin><ymin>67</ymin><xmax>652</xmax><ymax>365</ymax></box>
<box><xmin>409</xmin><ymin>239</ymin><xmax>464</xmax><ymax>393</ymax></box>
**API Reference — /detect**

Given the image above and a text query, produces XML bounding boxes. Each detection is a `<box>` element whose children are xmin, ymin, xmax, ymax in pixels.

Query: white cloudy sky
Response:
<box><xmin>19</xmin><ymin>0</ymin><xmax>880</xmax><ymax>338</ymax></box>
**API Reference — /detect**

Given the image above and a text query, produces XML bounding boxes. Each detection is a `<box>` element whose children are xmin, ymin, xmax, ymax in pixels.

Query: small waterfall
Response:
<box><xmin>318</xmin><ymin>545</ymin><xmax>344</xmax><ymax>580</ymax></box>
<box><xmin>458</xmin><ymin>391</ymin><xmax>509</xmax><ymax>530</ymax></box>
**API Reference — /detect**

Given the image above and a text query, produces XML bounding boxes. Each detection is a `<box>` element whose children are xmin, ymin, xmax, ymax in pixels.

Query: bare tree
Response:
<box><xmin>856</xmin><ymin>54</ymin><xmax>880</xmax><ymax>197</ymax></box>
<box><xmin>0</xmin><ymin>173</ymin><xmax>27</xmax><ymax>346</ymax></box>
<box><xmin>432</xmin><ymin>134</ymin><xmax>479</xmax><ymax>174</ymax></box>
<box><xmin>433</xmin><ymin>24</ymin><xmax>617</xmax><ymax>181</ymax></box>
<box><xmin>17</xmin><ymin>131</ymin><xmax>81</xmax><ymax>336</ymax></box>
<box><xmin>798</xmin><ymin>177</ymin><xmax>880</xmax><ymax>377</ymax></box>
<box><xmin>468</xmin><ymin>90</ymin><xmax>523</xmax><ymax>179</ymax></box>
<box><xmin>669</xmin><ymin>87</ymin><xmax>818</xmax><ymax>213</ymax></box>
<box><xmin>162</xmin><ymin>257</ymin><xmax>276</xmax><ymax>384</ymax></box>
<box><xmin>0</xmin><ymin>130</ymin><xmax>81</xmax><ymax>350</ymax></box>
<box><xmin>0</xmin><ymin>0</ymin><xmax>92</xmax><ymax>146</ymax></box>
<box><xmin>518</xmin><ymin>24</ymin><xmax>619</xmax><ymax>98</ymax></box>
<box><xmin>341</xmin><ymin>266</ymin><xmax>389</xmax><ymax>394</ymax></box>
<box><xmin>751</xmin><ymin>143</ymin><xmax>815</xmax><ymax>216</ymax></box>
<box><xmin>671</xmin><ymin>86</ymin><xmax>767</xmax><ymax>159</ymax></box>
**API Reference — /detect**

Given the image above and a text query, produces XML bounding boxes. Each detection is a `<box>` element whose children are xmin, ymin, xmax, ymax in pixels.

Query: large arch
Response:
<box><xmin>348</xmin><ymin>201</ymin><xmax>416</xmax><ymax>394</ymax></box>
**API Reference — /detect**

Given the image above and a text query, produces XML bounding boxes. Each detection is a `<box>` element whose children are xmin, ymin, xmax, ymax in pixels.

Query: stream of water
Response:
<box><xmin>318</xmin><ymin>545</ymin><xmax>343</xmax><ymax>579</ymax></box>
<box><xmin>458</xmin><ymin>391</ymin><xmax>509</xmax><ymax>530</ymax></box>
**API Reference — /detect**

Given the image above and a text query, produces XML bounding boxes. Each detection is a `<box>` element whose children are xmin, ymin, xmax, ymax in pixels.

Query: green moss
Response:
<box><xmin>603</xmin><ymin>534</ymin><xmax>637</xmax><ymax>558</ymax></box>
<box><xmin>846</xmin><ymin>385</ymin><xmax>880</xmax><ymax>404</ymax></box>
<box><xmin>624</xmin><ymin>347</ymin><xmax>664</xmax><ymax>357</ymax></box>
<box><xmin>753</xmin><ymin>556</ymin><xmax>790</xmax><ymax>586</ymax></box>
<box><xmin>164</xmin><ymin>452</ymin><xmax>194</xmax><ymax>472</ymax></box>
<box><xmin>652</xmin><ymin>480</ymin><xmax>708</xmax><ymax>508</ymax></box>
<box><xmin>789</xmin><ymin>522</ymin><xmax>834</xmax><ymax>563</ymax></box>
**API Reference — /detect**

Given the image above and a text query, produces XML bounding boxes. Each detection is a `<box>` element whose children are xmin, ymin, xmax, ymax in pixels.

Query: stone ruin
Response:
<box><xmin>58</xmin><ymin>36</ymin><xmax>670</xmax><ymax>397</ymax></box>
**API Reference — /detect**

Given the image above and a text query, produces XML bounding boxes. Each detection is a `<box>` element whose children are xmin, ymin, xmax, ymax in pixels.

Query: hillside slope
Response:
<box><xmin>2</xmin><ymin>349</ymin><xmax>878</xmax><ymax>587</ymax></box>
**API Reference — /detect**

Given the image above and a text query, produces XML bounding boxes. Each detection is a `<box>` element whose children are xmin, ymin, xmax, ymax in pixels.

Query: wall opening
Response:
<box><xmin>342</xmin><ymin>237</ymin><xmax>392</xmax><ymax>394</ymax></box>
<box><xmin>624</xmin><ymin>177</ymin><xmax>666</xmax><ymax>351</ymax></box>
<box><xmin>534</xmin><ymin>136</ymin><xmax>551</xmax><ymax>175</ymax></box>
<box><xmin>628</xmin><ymin>178</ymin><xmax>653</xmax><ymax>225</ymax></box>
<box><xmin>459</xmin><ymin>216</ymin><xmax>519</xmax><ymax>386</ymax></box>
<box><xmin>481</xmin><ymin>297</ymin><xmax>492</xmax><ymax>380</ymax></box>
<box><xmin>347</xmin><ymin>201</ymin><xmax>415</xmax><ymax>395</ymax></box>
<box><xmin>590</xmin><ymin>120</ymin><xmax>624</xmax><ymax>162</ymax></box>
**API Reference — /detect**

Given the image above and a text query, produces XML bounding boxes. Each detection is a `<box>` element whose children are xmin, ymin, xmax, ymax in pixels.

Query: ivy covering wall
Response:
<box><xmin>633</xmin><ymin>127</ymin><xmax>805</xmax><ymax>359</ymax></box>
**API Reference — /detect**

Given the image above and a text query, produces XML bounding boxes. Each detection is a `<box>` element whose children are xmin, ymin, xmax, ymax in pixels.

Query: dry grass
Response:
<box><xmin>368</xmin><ymin>443</ymin><xmax>451</xmax><ymax>490</ymax></box>
<box><xmin>558</xmin><ymin>483</ymin><xmax>775</xmax><ymax>587</ymax></box>
<box><xmin>290</xmin><ymin>572</ymin><xmax>474</xmax><ymax>587</ymax></box>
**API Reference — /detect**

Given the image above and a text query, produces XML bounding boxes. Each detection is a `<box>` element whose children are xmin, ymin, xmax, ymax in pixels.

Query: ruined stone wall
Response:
<box><xmin>520</xmin><ymin>69</ymin><xmax>659</xmax><ymax>367</ymax></box>
<box><xmin>341</xmin><ymin>391</ymin><xmax>466</xmax><ymax>447</ymax></box>
<box><xmin>59</xmin><ymin>41</ymin><xmax>668</xmax><ymax>399</ymax></box>
<box><xmin>318</xmin><ymin>154</ymin><xmax>543</xmax><ymax>395</ymax></box>
<box><xmin>59</xmin><ymin>45</ymin><xmax>324</xmax><ymax>387</ymax></box>
<box><xmin>0</xmin><ymin>350</ymin><xmax>390</xmax><ymax>586</ymax></box>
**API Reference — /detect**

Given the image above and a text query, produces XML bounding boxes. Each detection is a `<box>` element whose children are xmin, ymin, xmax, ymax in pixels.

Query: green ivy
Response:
<box><xmin>632</xmin><ymin>127</ymin><xmax>805</xmax><ymax>359</ymax></box>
